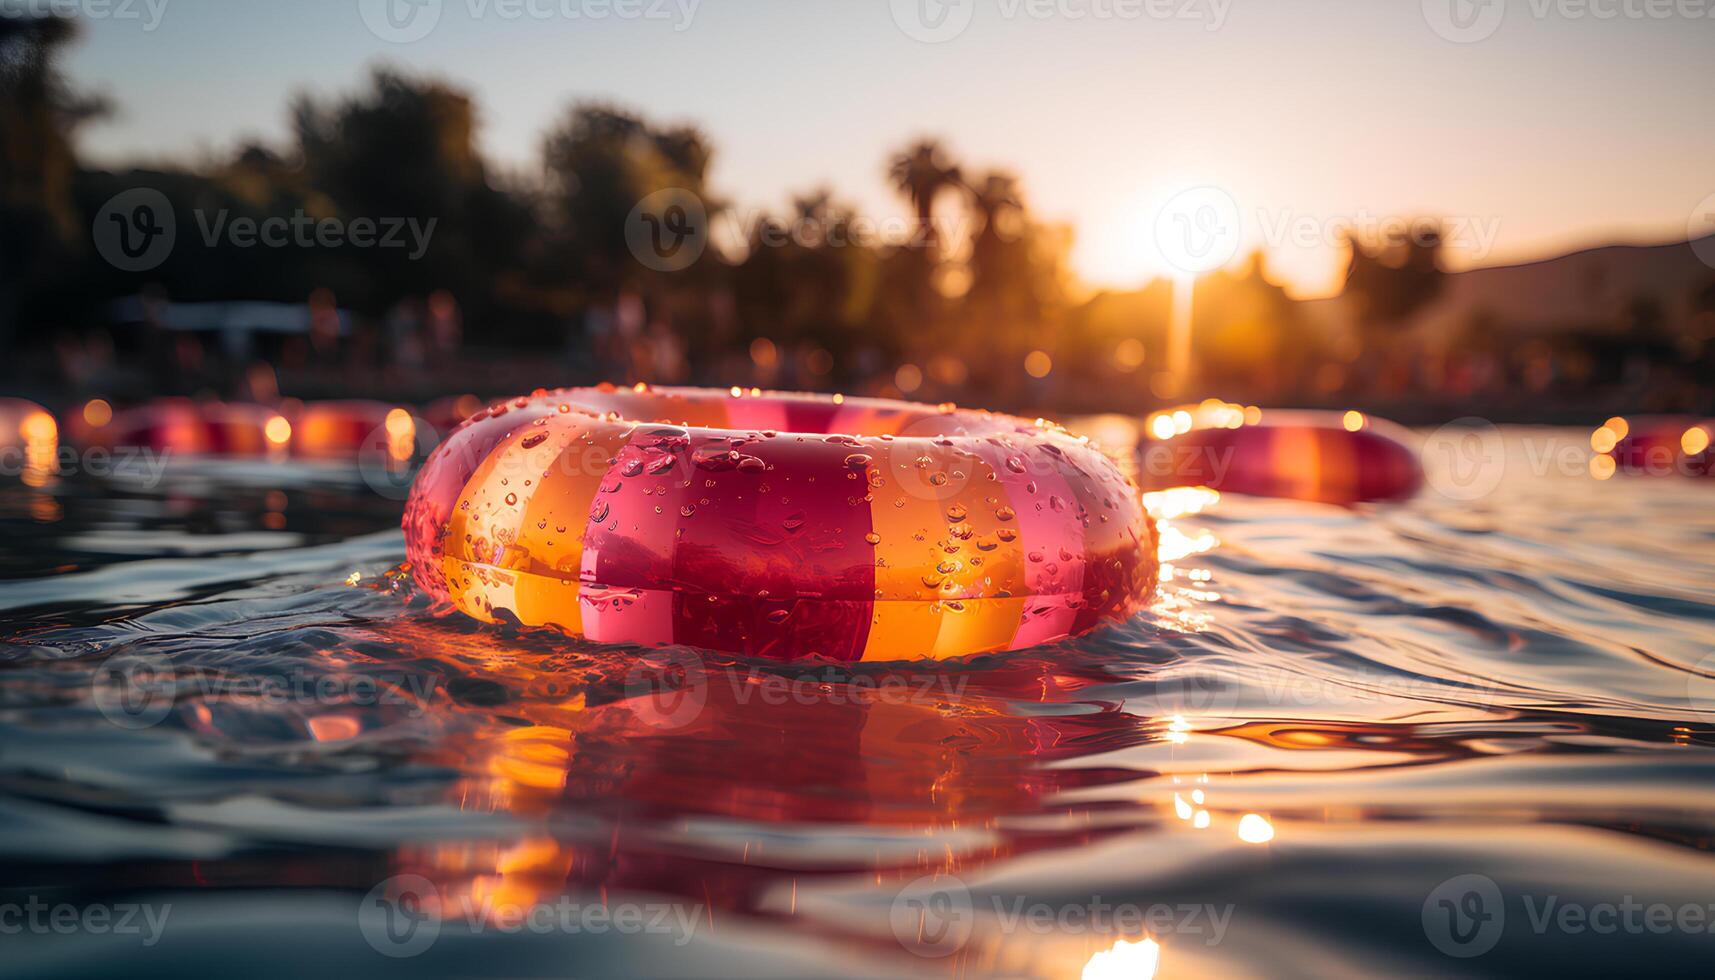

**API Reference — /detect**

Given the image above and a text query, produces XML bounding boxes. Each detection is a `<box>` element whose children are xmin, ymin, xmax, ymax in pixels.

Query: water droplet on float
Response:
<box><xmin>865</xmin><ymin>532</ymin><xmax>882</xmax><ymax>545</ymax></box>
<box><xmin>1005</xmin><ymin>455</ymin><xmax>1027</xmax><ymax>473</ymax></box>
<box><xmin>621</xmin><ymin>458</ymin><xmax>645</xmax><ymax>477</ymax></box>
<box><xmin>591</xmin><ymin>501</ymin><xmax>609</xmax><ymax>523</ymax></box>
<box><xmin>766</xmin><ymin>609</ymin><xmax>790</xmax><ymax>624</ymax></box>
<box><xmin>929</xmin><ymin>473</ymin><xmax>949</xmax><ymax>486</ymax></box>
<box><xmin>996</xmin><ymin>528</ymin><xmax>1018</xmax><ymax>542</ymax></box>
<box><xmin>1028</xmin><ymin>550</ymin><xmax>1044</xmax><ymax>563</ymax></box>
<box><xmin>504</xmin><ymin>493</ymin><xmax>518</xmax><ymax>506</ymax></box>
<box><xmin>521</xmin><ymin>432</ymin><xmax>548</xmax><ymax>449</ymax></box>
<box><xmin>844</xmin><ymin>453</ymin><xmax>872</xmax><ymax>469</ymax></box>
<box><xmin>681</xmin><ymin>504</ymin><xmax>697</xmax><ymax>517</ymax></box>
<box><xmin>782</xmin><ymin>512</ymin><xmax>806</xmax><ymax>531</ymax></box>
<box><xmin>945</xmin><ymin>503</ymin><xmax>967</xmax><ymax>521</ymax></box>
<box><xmin>995</xmin><ymin>506</ymin><xmax>1016</xmax><ymax>522</ymax></box>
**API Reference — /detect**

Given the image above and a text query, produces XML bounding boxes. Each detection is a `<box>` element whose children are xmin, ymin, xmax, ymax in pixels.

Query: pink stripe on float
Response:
<box><xmin>579</xmin><ymin>585</ymin><xmax>676</xmax><ymax>646</ymax></box>
<box><xmin>976</xmin><ymin>439</ymin><xmax>1087</xmax><ymax>649</ymax></box>
<box><xmin>722</xmin><ymin>397</ymin><xmax>791</xmax><ymax>432</ymax></box>
<box><xmin>578</xmin><ymin>424</ymin><xmax>684</xmax><ymax>647</ymax></box>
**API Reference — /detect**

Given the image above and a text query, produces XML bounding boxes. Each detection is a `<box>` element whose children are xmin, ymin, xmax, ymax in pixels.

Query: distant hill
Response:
<box><xmin>1305</xmin><ymin>233</ymin><xmax>1715</xmax><ymax>345</ymax></box>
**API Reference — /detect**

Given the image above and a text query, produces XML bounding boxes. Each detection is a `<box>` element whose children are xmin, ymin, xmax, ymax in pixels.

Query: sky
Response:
<box><xmin>57</xmin><ymin>0</ymin><xmax>1715</xmax><ymax>297</ymax></box>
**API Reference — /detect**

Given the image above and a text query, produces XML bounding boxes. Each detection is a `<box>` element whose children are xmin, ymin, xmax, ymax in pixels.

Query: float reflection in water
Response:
<box><xmin>366</xmin><ymin>622</ymin><xmax>1184</xmax><ymax>978</ymax></box>
<box><xmin>1136</xmin><ymin>400</ymin><xmax>1421</xmax><ymax>504</ymax></box>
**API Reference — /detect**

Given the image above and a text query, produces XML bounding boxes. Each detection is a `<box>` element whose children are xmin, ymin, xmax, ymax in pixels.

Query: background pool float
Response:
<box><xmin>404</xmin><ymin>385</ymin><xmax>1157</xmax><ymax>662</ymax></box>
<box><xmin>78</xmin><ymin>398</ymin><xmax>283</xmax><ymax>456</ymax></box>
<box><xmin>1136</xmin><ymin>401</ymin><xmax>1421</xmax><ymax>504</ymax></box>
<box><xmin>1591</xmin><ymin>415</ymin><xmax>1713</xmax><ymax>477</ymax></box>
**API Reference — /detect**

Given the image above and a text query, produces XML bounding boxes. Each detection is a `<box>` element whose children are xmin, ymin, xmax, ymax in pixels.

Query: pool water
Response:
<box><xmin>2</xmin><ymin>427</ymin><xmax>1713</xmax><ymax>978</ymax></box>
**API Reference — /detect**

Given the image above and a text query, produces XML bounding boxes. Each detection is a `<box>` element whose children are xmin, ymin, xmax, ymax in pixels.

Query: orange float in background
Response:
<box><xmin>404</xmin><ymin>385</ymin><xmax>1158</xmax><ymax>662</ymax></box>
<box><xmin>289</xmin><ymin>400</ymin><xmax>408</xmax><ymax>458</ymax></box>
<box><xmin>421</xmin><ymin>393</ymin><xmax>486</xmax><ymax>436</ymax></box>
<box><xmin>1591</xmin><ymin>416</ymin><xmax>1713</xmax><ymax>478</ymax></box>
<box><xmin>1137</xmin><ymin>401</ymin><xmax>1421</xmax><ymax>504</ymax></box>
<box><xmin>0</xmin><ymin>397</ymin><xmax>59</xmax><ymax>484</ymax></box>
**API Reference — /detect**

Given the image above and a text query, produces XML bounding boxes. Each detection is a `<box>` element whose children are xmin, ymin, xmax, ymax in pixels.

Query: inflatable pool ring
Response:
<box><xmin>85</xmin><ymin>398</ymin><xmax>283</xmax><ymax>456</ymax></box>
<box><xmin>1593</xmin><ymin>416</ymin><xmax>1713</xmax><ymax>477</ymax></box>
<box><xmin>404</xmin><ymin>385</ymin><xmax>1157</xmax><ymax>661</ymax></box>
<box><xmin>0</xmin><ymin>398</ymin><xmax>57</xmax><ymax>480</ymax></box>
<box><xmin>1136</xmin><ymin>401</ymin><xmax>1421</xmax><ymax>504</ymax></box>
<box><xmin>290</xmin><ymin>400</ymin><xmax>407</xmax><ymax>458</ymax></box>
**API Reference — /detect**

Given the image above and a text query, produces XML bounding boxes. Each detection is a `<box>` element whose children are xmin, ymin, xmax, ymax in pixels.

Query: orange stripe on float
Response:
<box><xmin>510</xmin><ymin>418</ymin><xmax>636</xmax><ymax>633</ymax></box>
<box><xmin>442</xmin><ymin>414</ymin><xmax>600</xmax><ymax>626</ymax></box>
<box><xmin>862</xmin><ymin>436</ymin><xmax>989</xmax><ymax>661</ymax></box>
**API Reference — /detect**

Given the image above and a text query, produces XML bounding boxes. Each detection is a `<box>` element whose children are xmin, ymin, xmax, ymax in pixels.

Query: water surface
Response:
<box><xmin>3</xmin><ymin>428</ymin><xmax>1713</xmax><ymax>978</ymax></box>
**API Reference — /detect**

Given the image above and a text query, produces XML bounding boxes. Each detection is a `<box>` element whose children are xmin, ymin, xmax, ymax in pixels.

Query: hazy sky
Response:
<box><xmin>61</xmin><ymin>0</ymin><xmax>1715</xmax><ymax>296</ymax></box>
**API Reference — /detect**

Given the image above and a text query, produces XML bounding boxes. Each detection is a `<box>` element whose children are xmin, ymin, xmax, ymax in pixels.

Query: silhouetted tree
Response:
<box><xmin>0</xmin><ymin>14</ymin><xmax>106</xmax><ymax>350</ymax></box>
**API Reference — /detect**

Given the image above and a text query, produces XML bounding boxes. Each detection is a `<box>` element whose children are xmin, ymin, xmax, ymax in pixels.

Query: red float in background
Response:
<box><xmin>1592</xmin><ymin>416</ymin><xmax>1713</xmax><ymax>477</ymax></box>
<box><xmin>81</xmin><ymin>398</ymin><xmax>284</xmax><ymax>456</ymax></box>
<box><xmin>1137</xmin><ymin>401</ymin><xmax>1422</xmax><ymax>504</ymax></box>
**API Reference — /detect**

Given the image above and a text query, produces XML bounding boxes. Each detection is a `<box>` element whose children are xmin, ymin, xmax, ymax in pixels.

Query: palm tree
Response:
<box><xmin>962</xmin><ymin>170</ymin><xmax>1024</xmax><ymax>307</ymax></box>
<box><xmin>887</xmin><ymin>140</ymin><xmax>961</xmax><ymax>251</ymax></box>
